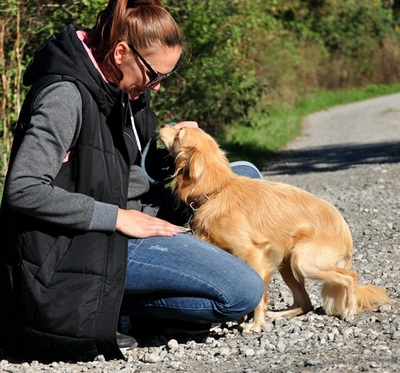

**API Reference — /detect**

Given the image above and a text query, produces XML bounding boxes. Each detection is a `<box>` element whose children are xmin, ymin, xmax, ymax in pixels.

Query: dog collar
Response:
<box><xmin>189</xmin><ymin>194</ymin><xmax>210</xmax><ymax>212</ymax></box>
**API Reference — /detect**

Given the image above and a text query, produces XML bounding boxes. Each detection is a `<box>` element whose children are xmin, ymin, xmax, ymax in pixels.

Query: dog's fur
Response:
<box><xmin>160</xmin><ymin>125</ymin><xmax>393</xmax><ymax>332</ymax></box>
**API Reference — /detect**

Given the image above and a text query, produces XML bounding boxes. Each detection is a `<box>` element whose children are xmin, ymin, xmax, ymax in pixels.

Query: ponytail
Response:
<box><xmin>87</xmin><ymin>0</ymin><xmax>184</xmax><ymax>84</ymax></box>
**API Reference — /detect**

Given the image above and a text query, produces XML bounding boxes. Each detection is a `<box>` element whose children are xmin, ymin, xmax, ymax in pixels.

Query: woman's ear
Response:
<box><xmin>114</xmin><ymin>42</ymin><xmax>130</xmax><ymax>66</ymax></box>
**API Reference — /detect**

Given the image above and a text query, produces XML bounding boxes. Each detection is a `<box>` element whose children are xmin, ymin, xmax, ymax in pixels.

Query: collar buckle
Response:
<box><xmin>189</xmin><ymin>195</ymin><xmax>209</xmax><ymax>212</ymax></box>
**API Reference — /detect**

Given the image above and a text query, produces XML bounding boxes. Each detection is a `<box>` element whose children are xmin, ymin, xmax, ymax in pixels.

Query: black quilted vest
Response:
<box><xmin>0</xmin><ymin>74</ymin><xmax>132</xmax><ymax>362</ymax></box>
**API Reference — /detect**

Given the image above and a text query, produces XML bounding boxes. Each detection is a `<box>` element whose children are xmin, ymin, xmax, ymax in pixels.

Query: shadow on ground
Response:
<box><xmin>262</xmin><ymin>141</ymin><xmax>400</xmax><ymax>175</ymax></box>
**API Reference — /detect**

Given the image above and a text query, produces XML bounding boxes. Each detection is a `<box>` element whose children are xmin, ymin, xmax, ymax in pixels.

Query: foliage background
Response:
<box><xmin>2</xmin><ymin>0</ymin><xmax>400</xmax><ymax>180</ymax></box>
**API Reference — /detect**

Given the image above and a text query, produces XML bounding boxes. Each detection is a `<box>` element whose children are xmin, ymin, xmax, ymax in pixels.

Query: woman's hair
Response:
<box><xmin>86</xmin><ymin>0</ymin><xmax>185</xmax><ymax>84</ymax></box>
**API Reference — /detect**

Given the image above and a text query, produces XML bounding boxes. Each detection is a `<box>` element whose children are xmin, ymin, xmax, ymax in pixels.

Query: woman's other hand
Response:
<box><xmin>173</xmin><ymin>121</ymin><xmax>199</xmax><ymax>130</ymax></box>
<box><xmin>116</xmin><ymin>209</ymin><xmax>186</xmax><ymax>238</ymax></box>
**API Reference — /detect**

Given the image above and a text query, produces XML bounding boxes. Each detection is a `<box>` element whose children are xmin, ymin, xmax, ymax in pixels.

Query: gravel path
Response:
<box><xmin>1</xmin><ymin>94</ymin><xmax>400</xmax><ymax>372</ymax></box>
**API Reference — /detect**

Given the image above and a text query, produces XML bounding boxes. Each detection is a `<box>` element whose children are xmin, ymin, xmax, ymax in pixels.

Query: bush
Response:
<box><xmin>2</xmin><ymin>0</ymin><xmax>400</xmax><ymax>178</ymax></box>
<box><xmin>154</xmin><ymin>0</ymin><xmax>271</xmax><ymax>134</ymax></box>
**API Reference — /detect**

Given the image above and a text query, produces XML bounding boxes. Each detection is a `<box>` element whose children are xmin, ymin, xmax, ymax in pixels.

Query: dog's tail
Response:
<box><xmin>321</xmin><ymin>280</ymin><xmax>393</xmax><ymax>318</ymax></box>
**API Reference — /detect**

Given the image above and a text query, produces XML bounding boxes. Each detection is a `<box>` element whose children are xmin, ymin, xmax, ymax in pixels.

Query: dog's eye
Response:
<box><xmin>174</xmin><ymin>131</ymin><xmax>182</xmax><ymax>142</ymax></box>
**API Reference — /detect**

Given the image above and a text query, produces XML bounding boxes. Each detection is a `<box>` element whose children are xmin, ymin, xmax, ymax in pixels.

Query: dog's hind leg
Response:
<box><xmin>289</xmin><ymin>241</ymin><xmax>357</xmax><ymax>319</ymax></box>
<box><xmin>266</xmin><ymin>257</ymin><xmax>313</xmax><ymax>318</ymax></box>
<box><xmin>319</xmin><ymin>267</ymin><xmax>358</xmax><ymax>318</ymax></box>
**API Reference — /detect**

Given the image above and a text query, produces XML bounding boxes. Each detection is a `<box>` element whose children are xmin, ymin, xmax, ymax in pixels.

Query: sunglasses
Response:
<box><xmin>128</xmin><ymin>44</ymin><xmax>178</xmax><ymax>88</ymax></box>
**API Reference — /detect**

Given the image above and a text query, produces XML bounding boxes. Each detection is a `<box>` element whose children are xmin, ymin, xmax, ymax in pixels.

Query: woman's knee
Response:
<box><xmin>230</xmin><ymin>161</ymin><xmax>263</xmax><ymax>179</ymax></box>
<box><xmin>216</xmin><ymin>267</ymin><xmax>264</xmax><ymax>321</ymax></box>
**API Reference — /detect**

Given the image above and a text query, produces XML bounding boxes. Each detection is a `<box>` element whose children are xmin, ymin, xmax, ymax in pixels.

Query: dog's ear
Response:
<box><xmin>175</xmin><ymin>148</ymin><xmax>204</xmax><ymax>184</ymax></box>
<box><xmin>187</xmin><ymin>149</ymin><xmax>204</xmax><ymax>181</ymax></box>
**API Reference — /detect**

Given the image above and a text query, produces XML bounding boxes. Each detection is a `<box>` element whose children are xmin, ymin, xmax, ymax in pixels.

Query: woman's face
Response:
<box><xmin>115</xmin><ymin>42</ymin><xmax>181</xmax><ymax>100</ymax></box>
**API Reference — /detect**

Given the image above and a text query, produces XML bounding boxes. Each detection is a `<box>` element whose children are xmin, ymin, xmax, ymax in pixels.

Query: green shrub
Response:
<box><xmin>155</xmin><ymin>0</ymin><xmax>276</xmax><ymax>134</ymax></box>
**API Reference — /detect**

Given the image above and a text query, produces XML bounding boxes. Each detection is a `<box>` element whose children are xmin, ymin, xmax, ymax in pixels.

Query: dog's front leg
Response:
<box><xmin>242</xmin><ymin>266</ymin><xmax>274</xmax><ymax>333</ymax></box>
<box><xmin>242</xmin><ymin>297</ymin><xmax>267</xmax><ymax>333</ymax></box>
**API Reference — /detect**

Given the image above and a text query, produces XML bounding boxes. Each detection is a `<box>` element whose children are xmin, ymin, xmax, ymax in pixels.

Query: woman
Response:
<box><xmin>0</xmin><ymin>0</ymin><xmax>264</xmax><ymax>362</ymax></box>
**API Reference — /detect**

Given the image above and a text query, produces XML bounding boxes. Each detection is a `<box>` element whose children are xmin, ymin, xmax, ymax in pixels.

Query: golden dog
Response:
<box><xmin>160</xmin><ymin>125</ymin><xmax>392</xmax><ymax>332</ymax></box>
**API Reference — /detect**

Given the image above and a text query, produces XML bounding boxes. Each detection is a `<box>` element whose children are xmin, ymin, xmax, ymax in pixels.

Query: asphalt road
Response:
<box><xmin>264</xmin><ymin>92</ymin><xmax>400</xmax><ymax>175</ymax></box>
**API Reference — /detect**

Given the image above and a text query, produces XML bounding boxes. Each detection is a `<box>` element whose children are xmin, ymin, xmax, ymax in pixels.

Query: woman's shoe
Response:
<box><xmin>116</xmin><ymin>332</ymin><xmax>137</xmax><ymax>349</ymax></box>
<box><xmin>128</xmin><ymin>316</ymin><xmax>221</xmax><ymax>338</ymax></box>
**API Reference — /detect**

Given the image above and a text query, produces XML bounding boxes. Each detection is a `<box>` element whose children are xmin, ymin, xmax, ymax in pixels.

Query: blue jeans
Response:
<box><xmin>123</xmin><ymin>161</ymin><xmax>264</xmax><ymax>323</ymax></box>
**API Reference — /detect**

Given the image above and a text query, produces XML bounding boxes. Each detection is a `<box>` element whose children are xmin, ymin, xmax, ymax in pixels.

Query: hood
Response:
<box><xmin>24</xmin><ymin>24</ymin><xmax>121</xmax><ymax>115</ymax></box>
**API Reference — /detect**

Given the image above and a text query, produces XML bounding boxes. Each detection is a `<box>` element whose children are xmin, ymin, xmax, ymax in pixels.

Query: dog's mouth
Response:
<box><xmin>159</xmin><ymin>134</ymin><xmax>172</xmax><ymax>153</ymax></box>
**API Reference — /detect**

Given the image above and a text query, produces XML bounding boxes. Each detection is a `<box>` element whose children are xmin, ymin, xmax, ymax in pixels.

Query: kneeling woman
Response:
<box><xmin>0</xmin><ymin>0</ymin><xmax>264</xmax><ymax>362</ymax></box>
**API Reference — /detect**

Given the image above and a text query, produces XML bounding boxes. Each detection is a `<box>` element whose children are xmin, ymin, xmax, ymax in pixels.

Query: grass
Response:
<box><xmin>220</xmin><ymin>84</ymin><xmax>400</xmax><ymax>168</ymax></box>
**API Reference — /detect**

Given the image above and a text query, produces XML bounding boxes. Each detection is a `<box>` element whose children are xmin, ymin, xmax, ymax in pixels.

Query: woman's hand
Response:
<box><xmin>173</xmin><ymin>121</ymin><xmax>199</xmax><ymax>130</ymax></box>
<box><xmin>116</xmin><ymin>208</ymin><xmax>186</xmax><ymax>238</ymax></box>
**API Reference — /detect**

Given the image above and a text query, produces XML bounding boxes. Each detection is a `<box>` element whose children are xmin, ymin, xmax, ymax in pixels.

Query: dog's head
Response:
<box><xmin>159</xmin><ymin>125</ymin><xmax>232</xmax><ymax>202</ymax></box>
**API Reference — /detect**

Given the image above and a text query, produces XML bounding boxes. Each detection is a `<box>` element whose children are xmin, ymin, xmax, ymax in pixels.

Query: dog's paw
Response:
<box><xmin>241</xmin><ymin>321</ymin><xmax>265</xmax><ymax>333</ymax></box>
<box><xmin>340</xmin><ymin>306</ymin><xmax>356</xmax><ymax>320</ymax></box>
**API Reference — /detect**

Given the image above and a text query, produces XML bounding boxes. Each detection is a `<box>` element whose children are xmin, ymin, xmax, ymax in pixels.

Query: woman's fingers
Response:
<box><xmin>116</xmin><ymin>208</ymin><xmax>185</xmax><ymax>238</ymax></box>
<box><xmin>173</xmin><ymin>121</ymin><xmax>199</xmax><ymax>130</ymax></box>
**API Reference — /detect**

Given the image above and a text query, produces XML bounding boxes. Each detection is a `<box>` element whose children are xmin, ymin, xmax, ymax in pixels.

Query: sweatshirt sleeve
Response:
<box><xmin>5</xmin><ymin>81</ymin><xmax>118</xmax><ymax>232</ymax></box>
